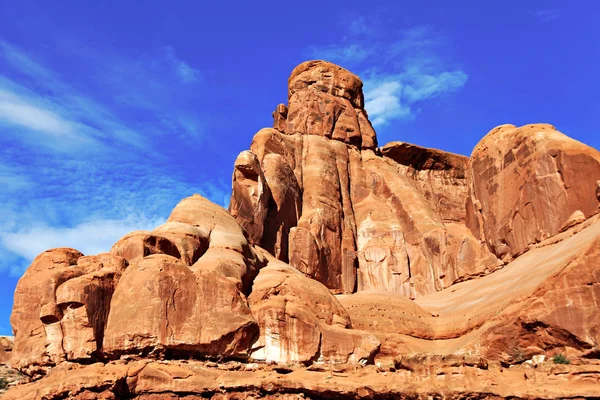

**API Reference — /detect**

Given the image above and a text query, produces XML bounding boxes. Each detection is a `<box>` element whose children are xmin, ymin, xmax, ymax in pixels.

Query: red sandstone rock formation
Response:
<box><xmin>5</xmin><ymin>358</ymin><xmax>600</xmax><ymax>400</ymax></box>
<box><xmin>466</xmin><ymin>123</ymin><xmax>600</xmax><ymax>262</ymax></box>
<box><xmin>248</xmin><ymin>250</ymin><xmax>379</xmax><ymax>364</ymax></box>
<box><xmin>230</xmin><ymin>60</ymin><xmax>502</xmax><ymax>297</ymax></box>
<box><xmin>5</xmin><ymin>60</ymin><xmax>600</xmax><ymax>399</ymax></box>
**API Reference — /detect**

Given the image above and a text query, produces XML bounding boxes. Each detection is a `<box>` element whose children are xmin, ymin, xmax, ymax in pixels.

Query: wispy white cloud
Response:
<box><xmin>334</xmin><ymin>25</ymin><xmax>469</xmax><ymax>127</ymax></box>
<box><xmin>1</xmin><ymin>215</ymin><xmax>165</xmax><ymax>262</ymax></box>
<box><xmin>303</xmin><ymin>25</ymin><xmax>467</xmax><ymax>127</ymax></box>
<box><xmin>0</xmin><ymin>43</ymin><xmax>151</xmax><ymax>154</ymax></box>
<box><xmin>349</xmin><ymin>16</ymin><xmax>376</xmax><ymax>37</ymax></box>
<box><xmin>0</xmin><ymin>39</ymin><xmax>207</xmax><ymax>154</ymax></box>
<box><xmin>0</xmin><ymin>164</ymin><xmax>31</xmax><ymax>193</ymax></box>
<box><xmin>0</xmin><ymin>40</ymin><xmax>55</xmax><ymax>82</ymax></box>
<box><xmin>532</xmin><ymin>9</ymin><xmax>559</xmax><ymax>23</ymax></box>
<box><xmin>403</xmin><ymin>70</ymin><xmax>467</xmax><ymax>103</ymax></box>
<box><xmin>386</xmin><ymin>26</ymin><xmax>441</xmax><ymax>60</ymax></box>
<box><xmin>364</xmin><ymin>80</ymin><xmax>411</xmax><ymax>126</ymax></box>
<box><xmin>364</xmin><ymin>68</ymin><xmax>467</xmax><ymax>127</ymax></box>
<box><xmin>162</xmin><ymin>45</ymin><xmax>202</xmax><ymax>84</ymax></box>
<box><xmin>0</xmin><ymin>156</ymin><xmax>229</xmax><ymax>275</ymax></box>
<box><xmin>0</xmin><ymin>39</ymin><xmax>230</xmax><ymax>277</ymax></box>
<box><xmin>0</xmin><ymin>88</ymin><xmax>75</xmax><ymax>135</ymax></box>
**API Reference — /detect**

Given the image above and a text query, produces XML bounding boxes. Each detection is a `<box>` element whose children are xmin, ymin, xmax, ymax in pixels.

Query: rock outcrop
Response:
<box><xmin>5</xmin><ymin>359</ymin><xmax>600</xmax><ymax>400</ymax></box>
<box><xmin>6</xmin><ymin>60</ymin><xmax>600</xmax><ymax>399</ymax></box>
<box><xmin>10</xmin><ymin>249</ymin><xmax>125</xmax><ymax>376</ymax></box>
<box><xmin>340</xmin><ymin>214</ymin><xmax>600</xmax><ymax>363</ymax></box>
<box><xmin>380</xmin><ymin>141</ymin><xmax>469</xmax><ymax>222</ymax></box>
<box><xmin>230</xmin><ymin>60</ymin><xmax>502</xmax><ymax>297</ymax></box>
<box><xmin>466</xmin><ymin>123</ymin><xmax>600</xmax><ymax>262</ymax></box>
<box><xmin>9</xmin><ymin>192</ymin><xmax>378</xmax><ymax>376</ymax></box>
<box><xmin>286</xmin><ymin>60</ymin><xmax>377</xmax><ymax>150</ymax></box>
<box><xmin>104</xmin><ymin>195</ymin><xmax>264</xmax><ymax>360</ymax></box>
<box><xmin>249</xmin><ymin>251</ymin><xmax>379</xmax><ymax>364</ymax></box>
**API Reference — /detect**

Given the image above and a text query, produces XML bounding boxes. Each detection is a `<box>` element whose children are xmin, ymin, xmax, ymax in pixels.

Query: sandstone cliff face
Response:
<box><xmin>230</xmin><ymin>60</ymin><xmax>501</xmax><ymax>297</ymax></box>
<box><xmin>340</xmin><ymin>215</ymin><xmax>600</xmax><ymax>363</ymax></box>
<box><xmin>6</xmin><ymin>60</ymin><xmax>600</xmax><ymax>399</ymax></box>
<box><xmin>466</xmin><ymin>123</ymin><xmax>600</xmax><ymax>262</ymax></box>
<box><xmin>380</xmin><ymin>141</ymin><xmax>469</xmax><ymax>223</ymax></box>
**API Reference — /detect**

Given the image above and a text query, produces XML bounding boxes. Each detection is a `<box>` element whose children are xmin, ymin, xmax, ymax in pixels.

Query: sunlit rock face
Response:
<box><xmin>103</xmin><ymin>194</ymin><xmax>262</xmax><ymax>359</ymax></box>
<box><xmin>11</xmin><ymin>193</ymin><xmax>380</xmax><ymax>373</ymax></box>
<box><xmin>230</xmin><ymin>60</ymin><xmax>501</xmax><ymax>297</ymax></box>
<box><xmin>247</xmin><ymin>250</ymin><xmax>379</xmax><ymax>364</ymax></box>
<box><xmin>7</xmin><ymin>60</ymin><xmax>600</xmax><ymax>400</ymax></box>
<box><xmin>465</xmin><ymin>123</ymin><xmax>600</xmax><ymax>262</ymax></box>
<box><xmin>10</xmin><ymin>249</ymin><xmax>125</xmax><ymax>376</ymax></box>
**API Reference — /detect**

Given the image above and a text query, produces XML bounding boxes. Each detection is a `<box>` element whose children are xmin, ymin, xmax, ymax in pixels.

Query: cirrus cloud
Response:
<box><xmin>305</xmin><ymin>25</ymin><xmax>468</xmax><ymax>128</ymax></box>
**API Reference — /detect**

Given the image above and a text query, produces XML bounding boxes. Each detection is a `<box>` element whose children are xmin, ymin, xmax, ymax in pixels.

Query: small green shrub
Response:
<box><xmin>552</xmin><ymin>354</ymin><xmax>570</xmax><ymax>364</ymax></box>
<box><xmin>0</xmin><ymin>377</ymin><xmax>8</xmax><ymax>390</ymax></box>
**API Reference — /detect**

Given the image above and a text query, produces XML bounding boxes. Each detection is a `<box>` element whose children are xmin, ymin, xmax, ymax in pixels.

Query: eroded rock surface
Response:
<box><xmin>231</xmin><ymin>60</ymin><xmax>502</xmax><ymax>296</ymax></box>
<box><xmin>10</xmin><ymin>192</ymin><xmax>379</xmax><ymax>376</ymax></box>
<box><xmin>6</xmin><ymin>60</ymin><xmax>600</xmax><ymax>399</ymax></box>
<box><xmin>10</xmin><ymin>249</ymin><xmax>125</xmax><ymax>376</ymax></box>
<box><xmin>380</xmin><ymin>141</ymin><xmax>469</xmax><ymax>222</ymax></box>
<box><xmin>354</xmin><ymin>215</ymin><xmax>600</xmax><ymax>364</ymax></box>
<box><xmin>249</xmin><ymin>250</ymin><xmax>379</xmax><ymax>364</ymax></box>
<box><xmin>466</xmin><ymin>123</ymin><xmax>600</xmax><ymax>262</ymax></box>
<box><xmin>286</xmin><ymin>60</ymin><xmax>376</xmax><ymax>150</ymax></box>
<box><xmin>4</xmin><ymin>359</ymin><xmax>600</xmax><ymax>400</ymax></box>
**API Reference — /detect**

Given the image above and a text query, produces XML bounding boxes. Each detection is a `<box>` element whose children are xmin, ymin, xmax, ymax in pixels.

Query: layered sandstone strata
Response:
<box><xmin>4</xmin><ymin>358</ymin><xmax>600</xmax><ymax>400</ymax></box>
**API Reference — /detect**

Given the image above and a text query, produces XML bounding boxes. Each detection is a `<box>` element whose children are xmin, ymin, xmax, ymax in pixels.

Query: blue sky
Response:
<box><xmin>1</xmin><ymin>1</ymin><xmax>599</xmax><ymax>335</ymax></box>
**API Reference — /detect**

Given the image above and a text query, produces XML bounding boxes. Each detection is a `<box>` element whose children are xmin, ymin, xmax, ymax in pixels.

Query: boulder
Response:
<box><xmin>248</xmin><ymin>251</ymin><xmax>379</xmax><ymax>364</ymax></box>
<box><xmin>110</xmin><ymin>223</ymin><xmax>209</xmax><ymax>266</ymax></box>
<box><xmin>466</xmin><ymin>123</ymin><xmax>600</xmax><ymax>261</ymax></box>
<box><xmin>104</xmin><ymin>194</ymin><xmax>265</xmax><ymax>358</ymax></box>
<box><xmin>103</xmin><ymin>254</ymin><xmax>258</xmax><ymax>359</ymax></box>
<box><xmin>10</xmin><ymin>249</ymin><xmax>126</xmax><ymax>376</ymax></box>
<box><xmin>272</xmin><ymin>103</ymin><xmax>287</xmax><ymax>132</ymax></box>
<box><xmin>560</xmin><ymin>210</ymin><xmax>586</xmax><ymax>232</ymax></box>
